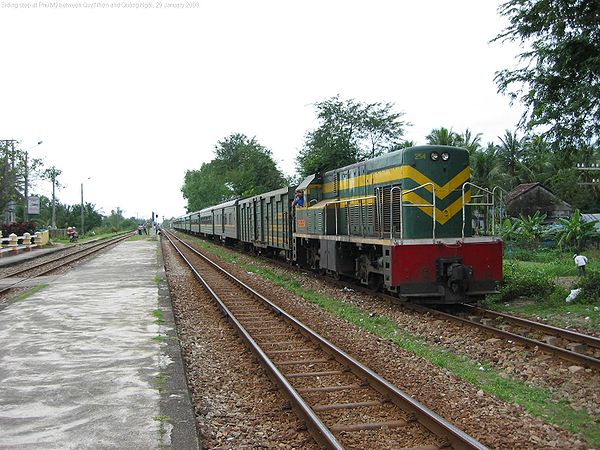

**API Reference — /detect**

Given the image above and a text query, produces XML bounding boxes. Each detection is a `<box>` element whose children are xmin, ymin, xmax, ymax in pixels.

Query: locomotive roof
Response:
<box><xmin>322</xmin><ymin>145</ymin><xmax>468</xmax><ymax>175</ymax></box>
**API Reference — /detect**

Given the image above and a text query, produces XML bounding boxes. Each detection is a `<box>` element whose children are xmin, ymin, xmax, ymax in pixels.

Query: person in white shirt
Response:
<box><xmin>573</xmin><ymin>253</ymin><xmax>589</xmax><ymax>276</ymax></box>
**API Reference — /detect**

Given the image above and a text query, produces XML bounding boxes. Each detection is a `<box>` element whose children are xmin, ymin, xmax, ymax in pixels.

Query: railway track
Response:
<box><xmin>0</xmin><ymin>232</ymin><xmax>137</xmax><ymax>297</ymax></box>
<box><xmin>172</xmin><ymin>230</ymin><xmax>600</xmax><ymax>372</ymax></box>
<box><xmin>164</xmin><ymin>229</ymin><xmax>487</xmax><ymax>450</ymax></box>
<box><xmin>431</xmin><ymin>303</ymin><xmax>600</xmax><ymax>371</ymax></box>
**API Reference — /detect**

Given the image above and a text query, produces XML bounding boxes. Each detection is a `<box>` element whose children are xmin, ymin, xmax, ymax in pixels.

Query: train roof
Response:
<box><xmin>239</xmin><ymin>186</ymin><xmax>293</xmax><ymax>202</ymax></box>
<box><xmin>325</xmin><ymin>145</ymin><xmax>468</xmax><ymax>174</ymax></box>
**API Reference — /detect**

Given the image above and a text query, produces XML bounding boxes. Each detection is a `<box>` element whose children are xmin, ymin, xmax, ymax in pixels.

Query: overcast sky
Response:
<box><xmin>1</xmin><ymin>0</ymin><xmax>524</xmax><ymax>221</ymax></box>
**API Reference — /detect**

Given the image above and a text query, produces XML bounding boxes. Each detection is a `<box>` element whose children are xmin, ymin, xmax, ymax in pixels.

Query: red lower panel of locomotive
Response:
<box><xmin>390</xmin><ymin>240</ymin><xmax>503</xmax><ymax>303</ymax></box>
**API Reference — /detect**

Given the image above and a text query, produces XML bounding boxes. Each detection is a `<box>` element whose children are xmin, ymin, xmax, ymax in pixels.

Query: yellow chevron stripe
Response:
<box><xmin>313</xmin><ymin>190</ymin><xmax>471</xmax><ymax>225</ymax></box>
<box><xmin>323</xmin><ymin>166</ymin><xmax>470</xmax><ymax>201</ymax></box>
<box><xmin>402</xmin><ymin>190</ymin><xmax>472</xmax><ymax>225</ymax></box>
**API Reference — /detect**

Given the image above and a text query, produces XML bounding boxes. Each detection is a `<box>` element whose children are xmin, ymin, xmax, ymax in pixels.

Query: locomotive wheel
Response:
<box><xmin>368</xmin><ymin>273</ymin><xmax>383</xmax><ymax>292</ymax></box>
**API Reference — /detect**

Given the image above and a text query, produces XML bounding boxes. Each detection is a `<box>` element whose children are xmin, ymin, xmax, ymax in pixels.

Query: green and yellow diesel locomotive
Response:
<box><xmin>293</xmin><ymin>145</ymin><xmax>502</xmax><ymax>303</ymax></box>
<box><xmin>173</xmin><ymin>145</ymin><xmax>503</xmax><ymax>304</ymax></box>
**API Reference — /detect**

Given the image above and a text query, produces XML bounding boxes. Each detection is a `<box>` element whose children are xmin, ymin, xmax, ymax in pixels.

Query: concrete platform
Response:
<box><xmin>0</xmin><ymin>244</ymin><xmax>68</xmax><ymax>269</ymax></box>
<box><xmin>0</xmin><ymin>238</ymin><xmax>199</xmax><ymax>449</ymax></box>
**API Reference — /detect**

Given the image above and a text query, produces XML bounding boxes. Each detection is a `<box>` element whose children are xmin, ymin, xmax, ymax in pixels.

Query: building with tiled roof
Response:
<box><xmin>506</xmin><ymin>182</ymin><xmax>573</xmax><ymax>222</ymax></box>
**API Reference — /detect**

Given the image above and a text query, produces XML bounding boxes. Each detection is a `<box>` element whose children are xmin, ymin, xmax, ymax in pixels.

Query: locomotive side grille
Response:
<box><xmin>333</xmin><ymin>172</ymin><xmax>339</xmax><ymax>196</ymax></box>
<box><xmin>316</xmin><ymin>210</ymin><xmax>323</xmax><ymax>232</ymax></box>
<box><xmin>376</xmin><ymin>185</ymin><xmax>401</xmax><ymax>234</ymax></box>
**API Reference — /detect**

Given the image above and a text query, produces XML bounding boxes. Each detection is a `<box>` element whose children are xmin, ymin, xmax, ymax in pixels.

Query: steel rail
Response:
<box><xmin>395</xmin><ymin>300</ymin><xmax>600</xmax><ymax>370</ymax></box>
<box><xmin>0</xmin><ymin>232</ymin><xmax>136</xmax><ymax>295</ymax></box>
<box><xmin>462</xmin><ymin>304</ymin><xmax>600</xmax><ymax>350</ymax></box>
<box><xmin>164</xmin><ymin>229</ymin><xmax>487</xmax><ymax>450</ymax></box>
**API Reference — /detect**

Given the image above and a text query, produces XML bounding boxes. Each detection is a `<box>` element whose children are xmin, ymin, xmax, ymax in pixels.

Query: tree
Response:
<box><xmin>213</xmin><ymin>133</ymin><xmax>286</xmax><ymax>197</ymax></box>
<box><xmin>181</xmin><ymin>161</ymin><xmax>232</xmax><ymax>212</ymax></box>
<box><xmin>181</xmin><ymin>133</ymin><xmax>287</xmax><ymax>211</ymax></box>
<box><xmin>497</xmin><ymin>130</ymin><xmax>526</xmax><ymax>180</ymax></box>
<box><xmin>42</xmin><ymin>166</ymin><xmax>62</xmax><ymax>229</ymax></box>
<box><xmin>556</xmin><ymin>209</ymin><xmax>598</xmax><ymax>250</ymax></box>
<box><xmin>296</xmin><ymin>96</ymin><xmax>407</xmax><ymax>177</ymax></box>
<box><xmin>105</xmin><ymin>208</ymin><xmax>125</xmax><ymax>230</ymax></box>
<box><xmin>470</xmin><ymin>143</ymin><xmax>505</xmax><ymax>188</ymax></box>
<box><xmin>1</xmin><ymin>141</ymin><xmax>23</xmax><ymax>221</ymax></box>
<box><xmin>493</xmin><ymin>0</ymin><xmax>600</xmax><ymax>145</ymax></box>
<box><xmin>425</xmin><ymin>127</ymin><xmax>462</xmax><ymax>147</ymax></box>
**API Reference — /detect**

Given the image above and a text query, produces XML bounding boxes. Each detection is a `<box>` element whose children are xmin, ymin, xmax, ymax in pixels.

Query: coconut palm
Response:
<box><xmin>497</xmin><ymin>130</ymin><xmax>525</xmax><ymax>181</ymax></box>
<box><xmin>426</xmin><ymin>127</ymin><xmax>462</xmax><ymax>146</ymax></box>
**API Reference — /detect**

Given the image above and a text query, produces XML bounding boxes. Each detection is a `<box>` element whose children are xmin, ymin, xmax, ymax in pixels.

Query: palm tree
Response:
<box><xmin>426</xmin><ymin>127</ymin><xmax>461</xmax><ymax>146</ymax></box>
<box><xmin>458</xmin><ymin>128</ymin><xmax>482</xmax><ymax>154</ymax></box>
<box><xmin>470</xmin><ymin>143</ymin><xmax>514</xmax><ymax>190</ymax></box>
<box><xmin>519</xmin><ymin>135</ymin><xmax>553</xmax><ymax>184</ymax></box>
<box><xmin>497</xmin><ymin>130</ymin><xmax>525</xmax><ymax>183</ymax></box>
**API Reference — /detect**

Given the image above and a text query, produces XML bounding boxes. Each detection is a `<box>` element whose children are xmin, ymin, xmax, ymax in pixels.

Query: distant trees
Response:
<box><xmin>493</xmin><ymin>0</ymin><xmax>600</xmax><ymax>146</ymax></box>
<box><xmin>1</xmin><ymin>141</ymin><xmax>26</xmax><ymax>219</ymax></box>
<box><xmin>296</xmin><ymin>96</ymin><xmax>407</xmax><ymax>177</ymax></box>
<box><xmin>181</xmin><ymin>133</ymin><xmax>287</xmax><ymax>212</ymax></box>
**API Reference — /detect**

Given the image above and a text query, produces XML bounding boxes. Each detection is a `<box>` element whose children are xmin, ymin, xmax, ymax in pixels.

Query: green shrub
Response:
<box><xmin>574</xmin><ymin>270</ymin><xmax>600</xmax><ymax>303</ymax></box>
<box><xmin>497</xmin><ymin>262</ymin><xmax>555</xmax><ymax>302</ymax></box>
<box><xmin>548</xmin><ymin>286</ymin><xmax>569</xmax><ymax>305</ymax></box>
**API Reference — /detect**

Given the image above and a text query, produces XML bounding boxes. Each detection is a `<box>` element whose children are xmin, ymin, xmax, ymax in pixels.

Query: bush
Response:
<box><xmin>496</xmin><ymin>262</ymin><xmax>555</xmax><ymax>302</ymax></box>
<box><xmin>1</xmin><ymin>221</ymin><xmax>37</xmax><ymax>236</ymax></box>
<box><xmin>574</xmin><ymin>271</ymin><xmax>600</xmax><ymax>303</ymax></box>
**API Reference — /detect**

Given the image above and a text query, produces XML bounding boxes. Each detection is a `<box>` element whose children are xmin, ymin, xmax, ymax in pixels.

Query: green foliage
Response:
<box><xmin>181</xmin><ymin>133</ymin><xmax>286</xmax><ymax>211</ymax></box>
<box><xmin>575</xmin><ymin>270</ymin><xmax>600</xmax><ymax>303</ymax></box>
<box><xmin>296</xmin><ymin>95</ymin><xmax>407</xmax><ymax>177</ymax></box>
<box><xmin>556</xmin><ymin>209</ymin><xmax>598</xmax><ymax>250</ymax></box>
<box><xmin>213</xmin><ymin>133</ymin><xmax>286</xmax><ymax>196</ymax></box>
<box><xmin>517</xmin><ymin>211</ymin><xmax>547</xmax><ymax>241</ymax></box>
<box><xmin>493</xmin><ymin>0</ymin><xmax>600</xmax><ymax>146</ymax></box>
<box><xmin>501</xmin><ymin>212</ymin><xmax>547</xmax><ymax>249</ymax></box>
<box><xmin>496</xmin><ymin>262</ymin><xmax>555</xmax><ymax>301</ymax></box>
<box><xmin>426</xmin><ymin>127</ymin><xmax>463</xmax><ymax>147</ymax></box>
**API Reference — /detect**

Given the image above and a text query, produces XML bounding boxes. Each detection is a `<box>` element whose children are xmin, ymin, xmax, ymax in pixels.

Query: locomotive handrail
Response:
<box><xmin>461</xmin><ymin>182</ymin><xmax>495</xmax><ymax>239</ymax></box>
<box><xmin>375</xmin><ymin>187</ymin><xmax>384</xmax><ymax>238</ymax></box>
<box><xmin>391</xmin><ymin>182</ymin><xmax>436</xmax><ymax>242</ymax></box>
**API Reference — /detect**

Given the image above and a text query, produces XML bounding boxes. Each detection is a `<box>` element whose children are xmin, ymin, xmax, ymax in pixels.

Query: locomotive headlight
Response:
<box><xmin>441</xmin><ymin>152</ymin><xmax>449</xmax><ymax>161</ymax></box>
<box><xmin>430</xmin><ymin>152</ymin><xmax>439</xmax><ymax>161</ymax></box>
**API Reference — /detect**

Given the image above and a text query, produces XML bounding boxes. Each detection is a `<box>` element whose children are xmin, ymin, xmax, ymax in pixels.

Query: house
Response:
<box><xmin>582</xmin><ymin>213</ymin><xmax>600</xmax><ymax>232</ymax></box>
<box><xmin>506</xmin><ymin>182</ymin><xmax>573</xmax><ymax>222</ymax></box>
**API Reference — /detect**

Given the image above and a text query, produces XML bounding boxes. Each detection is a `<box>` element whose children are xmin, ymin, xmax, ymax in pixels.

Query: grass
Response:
<box><xmin>154</xmin><ymin>275</ymin><xmax>162</xmax><ymax>285</ymax></box>
<box><xmin>153</xmin><ymin>414</ymin><xmax>172</xmax><ymax>449</ymax></box>
<box><xmin>486</xmin><ymin>248</ymin><xmax>600</xmax><ymax>332</ymax></box>
<box><xmin>505</xmin><ymin>247</ymin><xmax>600</xmax><ymax>277</ymax></box>
<box><xmin>193</xmin><ymin>237</ymin><xmax>600</xmax><ymax>447</ymax></box>
<box><xmin>152</xmin><ymin>309</ymin><xmax>165</xmax><ymax>325</ymax></box>
<box><xmin>491</xmin><ymin>300</ymin><xmax>600</xmax><ymax>331</ymax></box>
<box><xmin>155</xmin><ymin>372</ymin><xmax>168</xmax><ymax>393</ymax></box>
<box><xmin>15</xmin><ymin>284</ymin><xmax>48</xmax><ymax>301</ymax></box>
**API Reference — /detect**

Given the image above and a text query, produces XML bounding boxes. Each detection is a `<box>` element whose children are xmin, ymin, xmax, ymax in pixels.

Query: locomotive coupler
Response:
<box><xmin>436</xmin><ymin>257</ymin><xmax>472</xmax><ymax>294</ymax></box>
